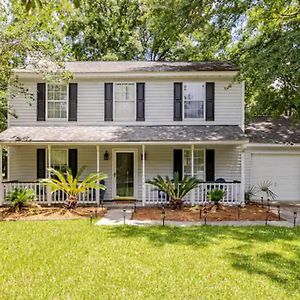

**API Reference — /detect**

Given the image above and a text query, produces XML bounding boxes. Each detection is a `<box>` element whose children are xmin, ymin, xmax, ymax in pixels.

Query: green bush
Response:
<box><xmin>6</xmin><ymin>187</ymin><xmax>35</xmax><ymax>212</ymax></box>
<box><xmin>207</xmin><ymin>189</ymin><xmax>225</xmax><ymax>208</ymax></box>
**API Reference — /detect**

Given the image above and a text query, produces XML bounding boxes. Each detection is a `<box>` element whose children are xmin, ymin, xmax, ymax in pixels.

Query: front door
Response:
<box><xmin>113</xmin><ymin>150</ymin><xmax>137</xmax><ymax>199</ymax></box>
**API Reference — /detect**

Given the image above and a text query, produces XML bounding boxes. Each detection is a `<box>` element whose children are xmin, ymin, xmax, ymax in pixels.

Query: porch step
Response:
<box><xmin>102</xmin><ymin>201</ymin><xmax>143</xmax><ymax>209</ymax></box>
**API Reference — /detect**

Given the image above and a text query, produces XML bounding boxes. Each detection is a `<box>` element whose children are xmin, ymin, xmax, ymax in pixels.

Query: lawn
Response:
<box><xmin>0</xmin><ymin>221</ymin><xmax>299</xmax><ymax>299</ymax></box>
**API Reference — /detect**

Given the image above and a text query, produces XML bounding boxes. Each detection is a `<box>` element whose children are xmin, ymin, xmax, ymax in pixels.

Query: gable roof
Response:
<box><xmin>15</xmin><ymin>61</ymin><xmax>238</xmax><ymax>74</ymax></box>
<box><xmin>245</xmin><ymin>116</ymin><xmax>300</xmax><ymax>144</ymax></box>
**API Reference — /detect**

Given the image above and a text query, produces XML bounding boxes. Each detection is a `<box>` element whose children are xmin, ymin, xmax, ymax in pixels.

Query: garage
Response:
<box><xmin>250</xmin><ymin>153</ymin><xmax>300</xmax><ymax>201</ymax></box>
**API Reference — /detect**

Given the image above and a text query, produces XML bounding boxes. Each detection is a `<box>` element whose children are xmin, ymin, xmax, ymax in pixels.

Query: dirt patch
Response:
<box><xmin>0</xmin><ymin>206</ymin><xmax>107</xmax><ymax>221</ymax></box>
<box><xmin>132</xmin><ymin>203</ymin><xmax>281</xmax><ymax>222</ymax></box>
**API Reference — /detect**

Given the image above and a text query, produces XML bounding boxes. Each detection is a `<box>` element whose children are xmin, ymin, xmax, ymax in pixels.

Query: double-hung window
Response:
<box><xmin>183</xmin><ymin>149</ymin><xmax>205</xmax><ymax>180</ymax></box>
<box><xmin>114</xmin><ymin>83</ymin><xmax>135</xmax><ymax>121</ymax></box>
<box><xmin>51</xmin><ymin>149</ymin><xmax>68</xmax><ymax>173</ymax></box>
<box><xmin>47</xmin><ymin>84</ymin><xmax>67</xmax><ymax>119</ymax></box>
<box><xmin>183</xmin><ymin>82</ymin><xmax>205</xmax><ymax>119</ymax></box>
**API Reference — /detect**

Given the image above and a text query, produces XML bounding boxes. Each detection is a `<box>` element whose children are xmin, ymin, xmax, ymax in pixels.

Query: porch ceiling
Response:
<box><xmin>0</xmin><ymin>125</ymin><xmax>248</xmax><ymax>144</ymax></box>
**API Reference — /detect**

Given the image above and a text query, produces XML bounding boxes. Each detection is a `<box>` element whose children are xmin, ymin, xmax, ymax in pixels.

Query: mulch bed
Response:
<box><xmin>132</xmin><ymin>203</ymin><xmax>281</xmax><ymax>222</ymax></box>
<box><xmin>0</xmin><ymin>206</ymin><xmax>107</xmax><ymax>221</ymax></box>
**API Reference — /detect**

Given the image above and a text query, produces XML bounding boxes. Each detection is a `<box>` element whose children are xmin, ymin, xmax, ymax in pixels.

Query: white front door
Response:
<box><xmin>112</xmin><ymin>149</ymin><xmax>138</xmax><ymax>199</ymax></box>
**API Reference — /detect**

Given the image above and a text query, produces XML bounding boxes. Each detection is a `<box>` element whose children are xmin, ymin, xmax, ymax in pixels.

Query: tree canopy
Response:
<box><xmin>1</xmin><ymin>0</ymin><xmax>299</xmax><ymax>124</ymax></box>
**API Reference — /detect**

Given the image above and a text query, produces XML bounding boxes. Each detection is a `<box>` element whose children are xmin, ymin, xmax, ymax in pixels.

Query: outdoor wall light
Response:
<box><xmin>104</xmin><ymin>151</ymin><xmax>109</xmax><ymax>161</ymax></box>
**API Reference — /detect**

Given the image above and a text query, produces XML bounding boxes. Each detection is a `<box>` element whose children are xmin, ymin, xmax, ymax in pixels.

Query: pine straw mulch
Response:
<box><xmin>0</xmin><ymin>206</ymin><xmax>107</xmax><ymax>221</ymax></box>
<box><xmin>132</xmin><ymin>203</ymin><xmax>281</xmax><ymax>222</ymax></box>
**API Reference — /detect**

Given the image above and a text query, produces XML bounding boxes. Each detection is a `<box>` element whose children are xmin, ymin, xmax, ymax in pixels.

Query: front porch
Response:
<box><xmin>0</xmin><ymin>143</ymin><xmax>245</xmax><ymax>206</ymax></box>
<box><xmin>0</xmin><ymin>125</ymin><xmax>247</xmax><ymax>206</ymax></box>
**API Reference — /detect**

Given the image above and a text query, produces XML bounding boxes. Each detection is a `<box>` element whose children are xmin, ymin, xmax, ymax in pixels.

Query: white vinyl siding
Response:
<box><xmin>8</xmin><ymin>145</ymin><xmax>242</xmax><ymax>201</ymax></box>
<box><xmin>8</xmin><ymin>79</ymin><xmax>243</xmax><ymax>126</ymax></box>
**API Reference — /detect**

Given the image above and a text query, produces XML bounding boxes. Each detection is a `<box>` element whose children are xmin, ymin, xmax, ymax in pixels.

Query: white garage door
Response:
<box><xmin>250</xmin><ymin>154</ymin><xmax>300</xmax><ymax>201</ymax></box>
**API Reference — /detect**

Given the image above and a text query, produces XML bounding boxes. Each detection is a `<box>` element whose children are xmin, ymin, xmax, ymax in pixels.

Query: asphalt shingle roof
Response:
<box><xmin>16</xmin><ymin>61</ymin><xmax>238</xmax><ymax>73</ymax></box>
<box><xmin>245</xmin><ymin>116</ymin><xmax>300</xmax><ymax>144</ymax></box>
<box><xmin>0</xmin><ymin>125</ymin><xmax>247</xmax><ymax>143</ymax></box>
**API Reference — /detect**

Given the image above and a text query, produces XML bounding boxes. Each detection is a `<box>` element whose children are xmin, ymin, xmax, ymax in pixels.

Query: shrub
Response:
<box><xmin>42</xmin><ymin>166</ymin><xmax>107</xmax><ymax>209</ymax></box>
<box><xmin>207</xmin><ymin>189</ymin><xmax>225</xmax><ymax>209</ymax></box>
<box><xmin>146</xmin><ymin>172</ymin><xmax>201</xmax><ymax>209</ymax></box>
<box><xmin>6</xmin><ymin>187</ymin><xmax>35</xmax><ymax>212</ymax></box>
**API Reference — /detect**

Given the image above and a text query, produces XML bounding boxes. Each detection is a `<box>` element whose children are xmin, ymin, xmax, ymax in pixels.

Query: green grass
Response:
<box><xmin>0</xmin><ymin>221</ymin><xmax>299</xmax><ymax>299</ymax></box>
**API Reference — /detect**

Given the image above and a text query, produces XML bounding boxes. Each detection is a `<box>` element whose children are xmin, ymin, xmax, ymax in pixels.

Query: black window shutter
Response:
<box><xmin>136</xmin><ymin>83</ymin><xmax>145</xmax><ymax>121</ymax></box>
<box><xmin>68</xmin><ymin>149</ymin><xmax>78</xmax><ymax>177</ymax></box>
<box><xmin>206</xmin><ymin>149</ymin><xmax>215</xmax><ymax>181</ymax></box>
<box><xmin>37</xmin><ymin>149</ymin><xmax>46</xmax><ymax>178</ymax></box>
<box><xmin>68</xmin><ymin>83</ymin><xmax>78</xmax><ymax>121</ymax></box>
<box><xmin>37</xmin><ymin>83</ymin><xmax>46</xmax><ymax>121</ymax></box>
<box><xmin>173</xmin><ymin>149</ymin><xmax>183</xmax><ymax>180</ymax></box>
<box><xmin>104</xmin><ymin>83</ymin><xmax>113</xmax><ymax>121</ymax></box>
<box><xmin>206</xmin><ymin>82</ymin><xmax>215</xmax><ymax>121</ymax></box>
<box><xmin>174</xmin><ymin>83</ymin><xmax>182</xmax><ymax>121</ymax></box>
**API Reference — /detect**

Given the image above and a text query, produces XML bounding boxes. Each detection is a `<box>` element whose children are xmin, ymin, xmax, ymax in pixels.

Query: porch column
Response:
<box><xmin>47</xmin><ymin>145</ymin><xmax>52</xmax><ymax>206</ymax></box>
<box><xmin>240</xmin><ymin>150</ymin><xmax>245</xmax><ymax>205</ymax></box>
<box><xmin>96</xmin><ymin>145</ymin><xmax>100</xmax><ymax>205</ymax></box>
<box><xmin>142</xmin><ymin>144</ymin><xmax>146</xmax><ymax>206</ymax></box>
<box><xmin>191</xmin><ymin>144</ymin><xmax>195</xmax><ymax>205</ymax></box>
<box><xmin>0</xmin><ymin>146</ymin><xmax>4</xmax><ymax>205</ymax></box>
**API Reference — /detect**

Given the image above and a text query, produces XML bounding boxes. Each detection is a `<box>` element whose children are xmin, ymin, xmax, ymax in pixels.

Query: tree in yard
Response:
<box><xmin>42</xmin><ymin>167</ymin><xmax>107</xmax><ymax>209</ymax></box>
<box><xmin>146</xmin><ymin>172</ymin><xmax>200</xmax><ymax>210</ymax></box>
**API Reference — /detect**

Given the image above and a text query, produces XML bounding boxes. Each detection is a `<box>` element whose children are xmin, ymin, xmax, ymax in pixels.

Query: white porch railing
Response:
<box><xmin>145</xmin><ymin>182</ymin><xmax>241</xmax><ymax>205</ymax></box>
<box><xmin>3</xmin><ymin>182</ymin><xmax>98</xmax><ymax>205</ymax></box>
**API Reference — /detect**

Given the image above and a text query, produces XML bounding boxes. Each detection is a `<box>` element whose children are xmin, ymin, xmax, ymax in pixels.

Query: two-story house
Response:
<box><xmin>0</xmin><ymin>61</ymin><xmax>249</xmax><ymax>205</ymax></box>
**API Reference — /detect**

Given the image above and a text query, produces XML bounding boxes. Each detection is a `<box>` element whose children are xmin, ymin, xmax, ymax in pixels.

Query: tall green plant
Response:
<box><xmin>207</xmin><ymin>189</ymin><xmax>225</xmax><ymax>209</ymax></box>
<box><xmin>146</xmin><ymin>172</ymin><xmax>200</xmax><ymax>209</ymax></box>
<box><xmin>42</xmin><ymin>167</ymin><xmax>107</xmax><ymax>209</ymax></box>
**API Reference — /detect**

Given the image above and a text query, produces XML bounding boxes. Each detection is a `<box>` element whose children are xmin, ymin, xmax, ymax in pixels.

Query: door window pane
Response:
<box><xmin>116</xmin><ymin>152</ymin><xmax>134</xmax><ymax>197</ymax></box>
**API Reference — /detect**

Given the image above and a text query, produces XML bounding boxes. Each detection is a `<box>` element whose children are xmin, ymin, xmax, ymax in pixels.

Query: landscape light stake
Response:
<box><xmin>267</xmin><ymin>198</ymin><xmax>270</xmax><ymax>211</ymax></box>
<box><xmin>123</xmin><ymin>209</ymin><xmax>126</xmax><ymax>225</ymax></box>
<box><xmin>95</xmin><ymin>209</ymin><xmax>97</xmax><ymax>218</ymax></box>
<box><xmin>90</xmin><ymin>213</ymin><xmax>93</xmax><ymax>225</ymax></box>
<box><xmin>162</xmin><ymin>205</ymin><xmax>166</xmax><ymax>226</ymax></box>
<box><xmin>134</xmin><ymin>201</ymin><xmax>137</xmax><ymax>213</ymax></box>
<box><xmin>277</xmin><ymin>205</ymin><xmax>280</xmax><ymax>220</ymax></box>
<box><xmin>265</xmin><ymin>210</ymin><xmax>269</xmax><ymax>226</ymax></box>
<box><xmin>261</xmin><ymin>197</ymin><xmax>264</xmax><ymax>208</ymax></box>
<box><xmin>294</xmin><ymin>212</ymin><xmax>297</xmax><ymax>227</ymax></box>
<box><xmin>199</xmin><ymin>207</ymin><xmax>202</xmax><ymax>219</ymax></box>
<box><xmin>237</xmin><ymin>205</ymin><xmax>240</xmax><ymax>220</ymax></box>
<box><xmin>204</xmin><ymin>209</ymin><xmax>207</xmax><ymax>225</ymax></box>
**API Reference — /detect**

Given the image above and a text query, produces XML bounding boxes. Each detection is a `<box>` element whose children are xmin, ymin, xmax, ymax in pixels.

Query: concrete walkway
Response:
<box><xmin>96</xmin><ymin>208</ymin><xmax>293</xmax><ymax>227</ymax></box>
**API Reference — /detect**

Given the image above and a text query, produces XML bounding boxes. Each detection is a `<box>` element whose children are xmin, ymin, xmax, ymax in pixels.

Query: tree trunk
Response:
<box><xmin>65</xmin><ymin>196</ymin><xmax>77</xmax><ymax>209</ymax></box>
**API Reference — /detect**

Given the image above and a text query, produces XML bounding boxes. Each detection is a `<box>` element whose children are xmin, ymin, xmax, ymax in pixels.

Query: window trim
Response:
<box><xmin>182</xmin><ymin>148</ymin><xmax>206</xmax><ymax>180</ymax></box>
<box><xmin>46</xmin><ymin>83</ymin><xmax>69</xmax><ymax>120</ymax></box>
<box><xmin>113</xmin><ymin>82</ymin><xmax>136</xmax><ymax>121</ymax></box>
<box><xmin>182</xmin><ymin>82</ymin><xmax>206</xmax><ymax>120</ymax></box>
<box><xmin>50</xmin><ymin>148</ymin><xmax>69</xmax><ymax>172</ymax></box>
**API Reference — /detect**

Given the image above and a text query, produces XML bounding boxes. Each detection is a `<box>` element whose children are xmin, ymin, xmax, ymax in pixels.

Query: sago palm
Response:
<box><xmin>146</xmin><ymin>172</ymin><xmax>201</xmax><ymax>209</ymax></box>
<box><xmin>42</xmin><ymin>167</ymin><xmax>107</xmax><ymax>209</ymax></box>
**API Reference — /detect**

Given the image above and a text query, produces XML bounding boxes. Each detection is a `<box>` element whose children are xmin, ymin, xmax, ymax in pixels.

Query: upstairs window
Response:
<box><xmin>183</xmin><ymin>149</ymin><xmax>205</xmax><ymax>180</ymax></box>
<box><xmin>183</xmin><ymin>82</ymin><xmax>205</xmax><ymax>119</ymax></box>
<box><xmin>47</xmin><ymin>84</ymin><xmax>67</xmax><ymax>119</ymax></box>
<box><xmin>114</xmin><ymin>83</ymin><xmax>135</xmax><ymax>121</ymax></box>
